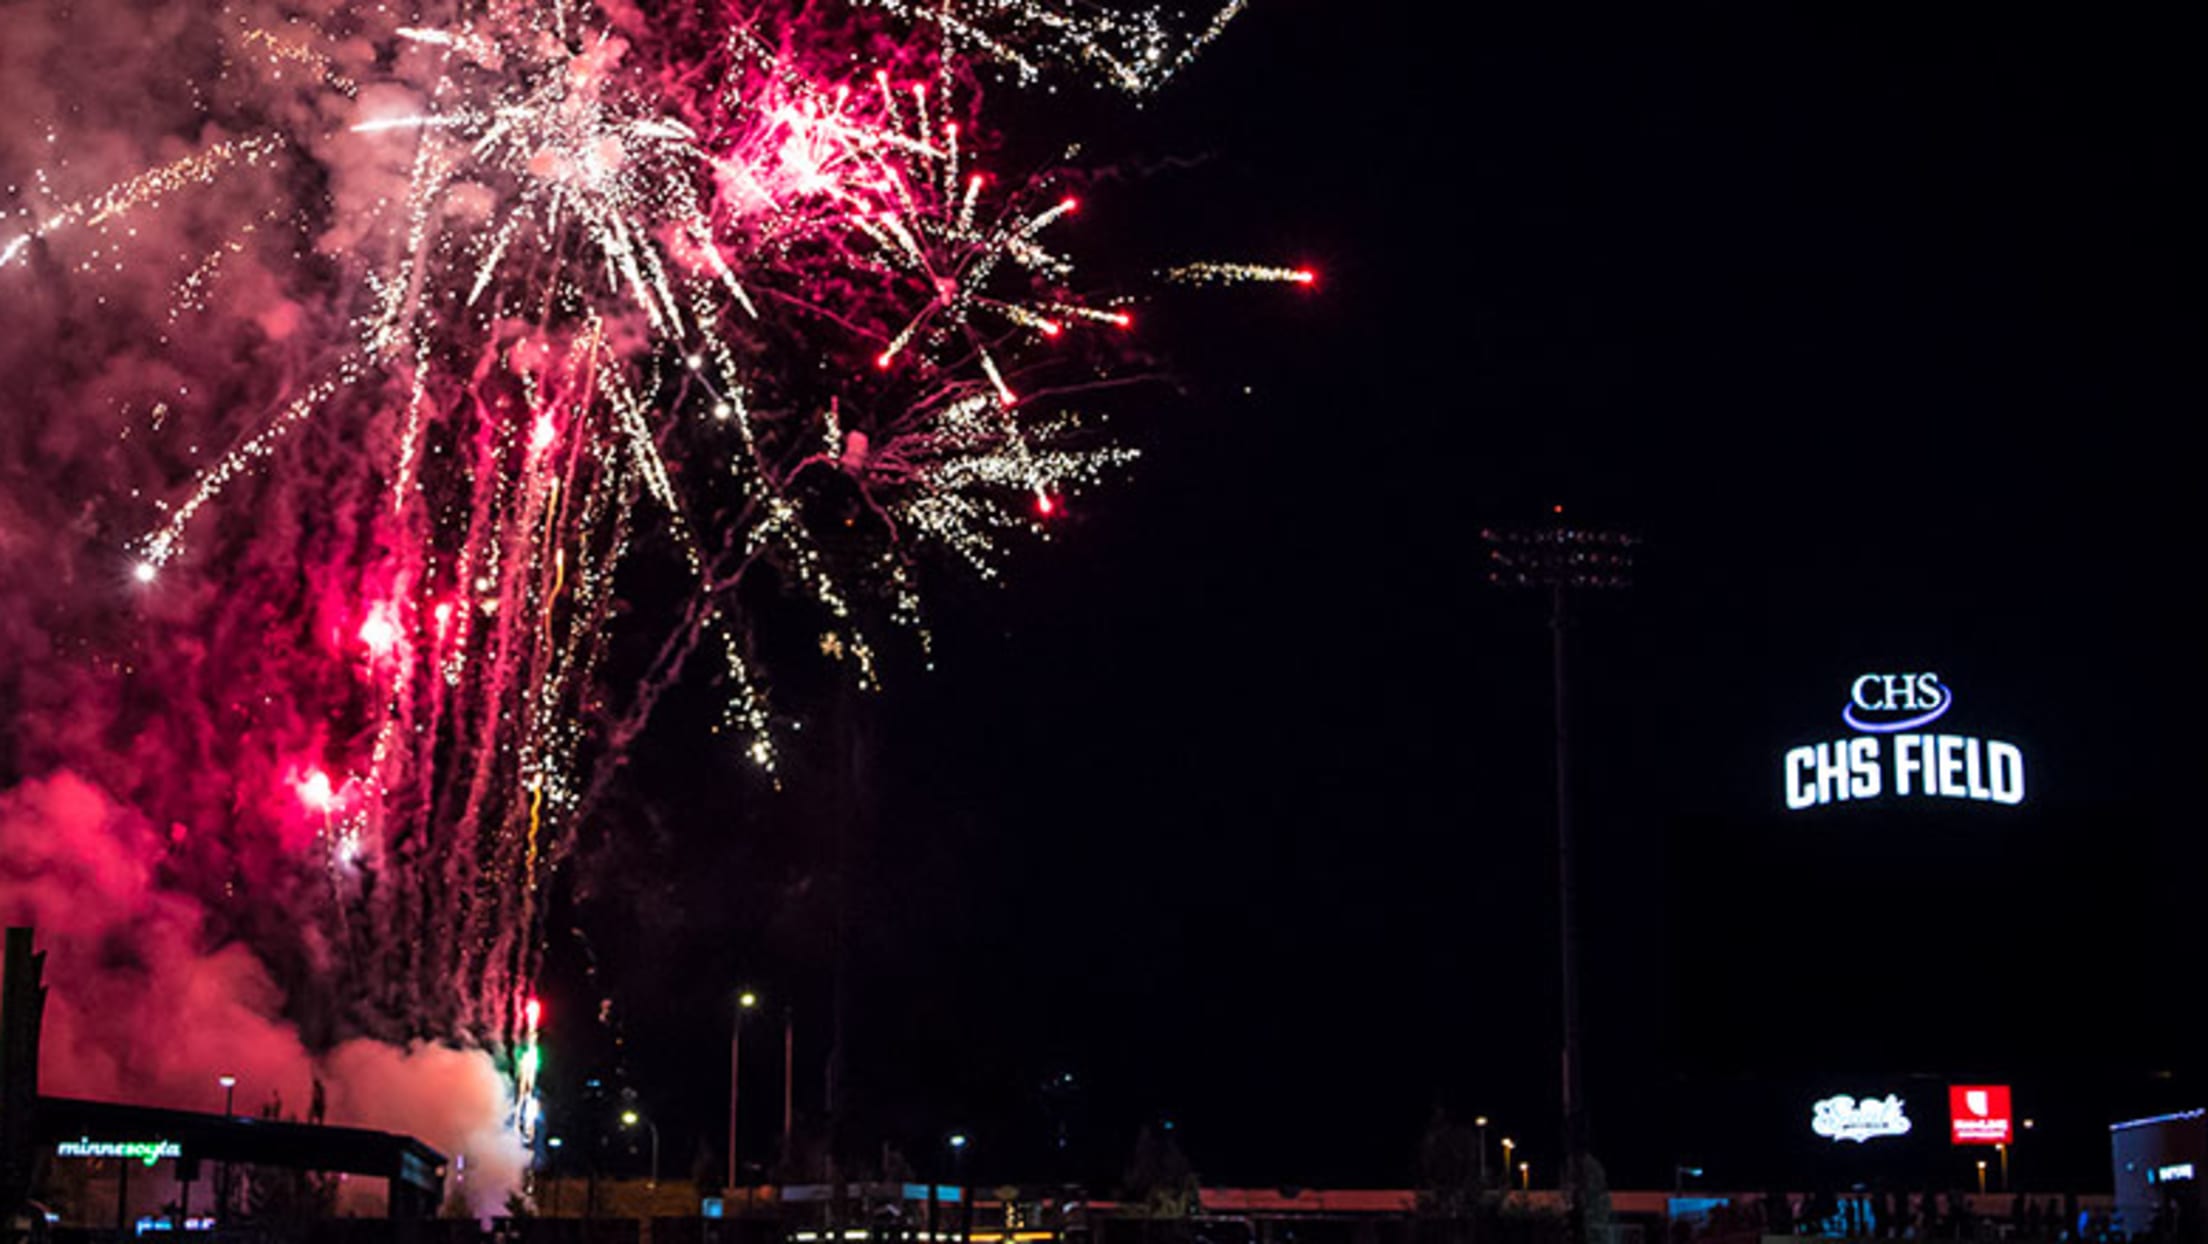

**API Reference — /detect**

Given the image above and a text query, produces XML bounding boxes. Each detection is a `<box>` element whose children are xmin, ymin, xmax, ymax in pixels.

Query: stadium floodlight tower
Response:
<box><xmin>1481</xmin><ymin>509</ymin><xmax>1637</xmax><ymax>1244</ymax></box>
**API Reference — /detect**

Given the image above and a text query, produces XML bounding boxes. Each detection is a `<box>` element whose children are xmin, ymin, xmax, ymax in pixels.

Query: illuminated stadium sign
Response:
<box><xmin>1950</xmin><ymin>1085</ymin><xmax>2014</xmax><ymax>1145</ymax></box>
<box><xmin>54</xmin><ymin>1137</ymin><xmax>181</xmax><ymax>1166</ymax></box>
<box><xmin>1812</xmin><ymin>1093</ymin><xmax>1913</xmax><ymax>1143</ymax></box>
<box><xmin>1784</xmin><ymin>672</ymin><xmax>2026</xmax><ymax>810</ymax></box>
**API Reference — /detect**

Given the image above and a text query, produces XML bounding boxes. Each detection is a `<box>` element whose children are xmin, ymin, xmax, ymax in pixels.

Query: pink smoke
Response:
<box><xmin>0</xmin><ymin>773</ymin><xmax>527</xmax><ymax>1215</ymax></box>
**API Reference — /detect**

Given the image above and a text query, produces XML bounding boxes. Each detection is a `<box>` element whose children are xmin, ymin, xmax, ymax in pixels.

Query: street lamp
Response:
<box><xmin>622</xmin><ymin>1109</ymin><xmax>661</xmax><ymax>1188</ymax></box>
<box><xmin>1519</xmin><ymin>1161</ymin><xmax>1531</xmax><ymax>1191</ymax></box>
<box><xmin>1501</xmin><ymin>1136</ymin><xmax>1516</xmax><ymax>1179</ymax></box>
<box><xmin>215</xmin><ymin>1075</ymin><xmax>239</xmax><ymax>1220</ymax></box>
<box><xmin>1483</xmin><ymin>512</ymin><xmax>1636</xmax><ymax>1244</ymax></box>
<box><xmin>948</xmin><ymin>1135</ymin><xmax>973</xmax><ymax>1244</ymax></box>
<box><xmin>1475</xmin><ymin>1117</ymin><xmax>1490</xmax><ymax>1188</ymax></box>
<box><xmin>948</xmin><ymin>1133</ymin><xmax>970</xmax><ymax>1185</ymax></box>
<box><xmin>1997</xmin><ymin>1143</ymin><xmax>2008</xmax><ymax>1192</ymax></box>
<box><xmin>1976</xmin><ymin>1160</ymin><xmax>1988</xmax><ymax>1195</ymax></box>
<box><xmin>729</xmin><ymin>989</ymin><xmax>758</xmax><ymax>1196</ymax></box>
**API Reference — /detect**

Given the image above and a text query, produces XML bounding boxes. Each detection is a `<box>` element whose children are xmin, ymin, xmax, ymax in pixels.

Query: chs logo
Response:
<box><xmin>1783</xmin><ymin>671</ymin><xmax>2025</xmax><ymax>810</ymax></box>
<box><xmin>1844</xmin><ymin>673</ymin><xmax>1951</xmax><ymax>733</ymax></box>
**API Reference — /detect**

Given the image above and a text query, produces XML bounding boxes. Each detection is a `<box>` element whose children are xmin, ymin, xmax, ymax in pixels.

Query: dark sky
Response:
<box><xmin>544</xmin><ymin>4</ymin><xmax>2205</xmax><ymax>1196</ymax></box>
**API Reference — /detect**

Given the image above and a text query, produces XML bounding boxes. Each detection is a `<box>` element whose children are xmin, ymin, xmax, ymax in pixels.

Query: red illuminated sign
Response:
<box><xmin>1950</xmin><ymin>1085</ymin><xmax>2013</xmax><ymax>1145</ymax></box>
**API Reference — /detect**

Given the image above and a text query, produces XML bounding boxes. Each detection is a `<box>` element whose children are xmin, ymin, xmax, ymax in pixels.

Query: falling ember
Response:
<box><xmin>1162</xmin><ymin>261</ymin><xmax>1319</xmax><ymax>287</ymax></box>
<box><xmin>529</xmin><ymin>412</ymin><xmax>558</xmax><ymax>455</ymax></box>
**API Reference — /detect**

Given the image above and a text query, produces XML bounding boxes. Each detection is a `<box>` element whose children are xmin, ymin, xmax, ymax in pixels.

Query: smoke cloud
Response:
<box><xmin>0</xmin><ymin>774</ymin><xmax>529</xmax><ymax>1215</ymax></box>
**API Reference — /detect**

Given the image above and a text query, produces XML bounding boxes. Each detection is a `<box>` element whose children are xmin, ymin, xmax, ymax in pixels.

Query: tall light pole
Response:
<box><xmin>948</xmin><ymin>1134</ymin><xmax>971</xmax><ymax>1244</ymax></box>
<box><xmin>1483</xmin><ymin>510</ymin><xmax>1636</xmax><ymax>1244</ymax></box>
<box><xmin>622</xmin><ymin>1110</ymin><xmax>661</xmax><ymax>1188</ymax></box>
<box><xmin>1997</xmin><ymin>1143</ymin><xmax>2008</xmax><ymax>1192</ymax></box>
<box><xmin>1475</xmin><ymin>1116</ymin><xmax>1490</xmax><ymax>1189</ymax></box>
<box><xmin>730</xmin><ymin>990</ymin><xmax>758</xmax><ymax>1197</ymax></box>
<box><xmin>1501</xmin><ymin>1135</ymin><xmax>1515</xmax><ymax>1185</ymax></box>
<box><xmin>1976</xmin><ymin>1160</ymin><xmax>1988</xmax><ymax>1195</ymax></box>
<box><xmin>782</xmin><ymin>1008</ymin><xmax>795</xmax><ymax>1171</ymax></box>
<box><xmin>216</xmin><ymin>1075</ymin><xmax>237</xmax><ymax>1220</ymax></box>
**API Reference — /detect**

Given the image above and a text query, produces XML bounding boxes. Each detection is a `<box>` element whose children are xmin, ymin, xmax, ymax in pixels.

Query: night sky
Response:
<box><xmin>540</xmin><ymin>5</ymin><xmax>2205</xmax><ymax>1196</ymax></box>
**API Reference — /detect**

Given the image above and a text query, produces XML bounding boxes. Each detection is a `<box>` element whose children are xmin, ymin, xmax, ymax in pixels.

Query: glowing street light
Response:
<box><xmin>1976</xmin><ymin>1160</ymin><xmax>1988</xmax><ymax>1194</ymax></box>
<box><xmin>947</xmin><ymin>1132</ymin><xmax>971</xmax><ymax>1193</ymax></box>
<box><xmin>729</xmin><ymin>989</ymin><xmax>759</xmax><ymax>1194</ymax></box>
<box><xmin>622</xmin><ymin>1108</ymin><xmax>661</xmax><ymax>1187</ymax></box>
<box><xmin>215</xmin><ymin>1075</ymin><xmax>240</xmax><ymax>1221</ymax></box>
<box><xmin>1519</xmin><ymin>1161</ymin><xmax>1531</xmax><ymax>1190</ymax></box>
<box><xmin>1475</xmin><ymin>1116</ymin><xmax>1490</xmax><ymax>1187</ymax></box>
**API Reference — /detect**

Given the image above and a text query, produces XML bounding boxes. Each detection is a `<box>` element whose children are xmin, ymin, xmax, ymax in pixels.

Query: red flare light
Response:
<box><xmin>1034</xmin><ymin>492</ymin><xmax>1057</xmax><ymax>517</ymax></box>
<box><xmin>524</xmin><ymin>996</ymin><xmax>542</xmax><ymax>1029</ymax></box>
<box><xmin>1059</xmin><ymin>196</ymin><xmax>1079</xmax><ymax>214</ymax></box>
<box><xmin>1291</xmin><ymin>268</ymin><xmax>1317</xmax><ymax>285</ymax></box>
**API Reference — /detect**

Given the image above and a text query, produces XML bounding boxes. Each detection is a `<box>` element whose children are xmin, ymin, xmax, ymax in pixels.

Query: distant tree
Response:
<box><xmin>1415</xmin><ymin>1107</ymin><xmax>1484</xmax><ymax>1219</ymax></box>
<box><xmin>1577</xmin><ymin>1155</ymin><xmax>1613</xmax><ymax>1244</ymax></box>
<box><xmin>1121</xmin><ymin>1126</ymin><xmax>1197</xmax><ymax>1219</ymax></box>
<box><xmin>881</xmin><ymin>1144</ymin><xmax>915</xmax><ymax>1183</ymax></box>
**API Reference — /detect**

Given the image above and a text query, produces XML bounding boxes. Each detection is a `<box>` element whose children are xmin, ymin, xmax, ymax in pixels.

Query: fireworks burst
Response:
<box><xmin>1</xmin><ymin>0</ymin><xmax>1306</xmax><ymax>1138</ymax></box>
